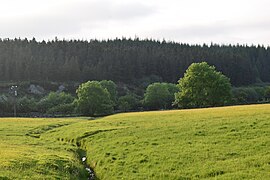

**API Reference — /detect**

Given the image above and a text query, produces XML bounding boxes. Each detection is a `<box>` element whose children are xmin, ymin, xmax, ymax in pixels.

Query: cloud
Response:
<box><xmin>0</xmin><ymin>0</ymin><xmax>156</xmax><ymax>39</ymax></box>
<box><xmin>0</xmin><ymin>0</ymin><xmax>269</xmax><ymax>45</ymax></box>
<box><xmin>149</xmin><ymin>19</ymin><xmax>270</xmax><ymax>45</ymax></box>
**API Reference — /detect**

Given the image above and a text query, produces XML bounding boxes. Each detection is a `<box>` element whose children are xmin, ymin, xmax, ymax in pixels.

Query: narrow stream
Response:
<box><xmin>77</xmin><ymin>149</ymin><xmax>96</xmax><ymax>180</ymax></box>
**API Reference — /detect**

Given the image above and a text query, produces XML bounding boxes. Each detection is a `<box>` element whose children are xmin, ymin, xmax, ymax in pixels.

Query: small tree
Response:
<box><xmin>76</xmin><ymin>81</ymin><xmax>113</xmax><ymax>116</ymax></box>
<box><xmin>174</xmin><ymin>62</ymin><xmax>232</xmax><ymax>108</ymax></box>
<box><xmin>143</xmin><ymin>83</ymin><xmax>178</xmax><ymax>110</ymax></box>
<box><xmin>37</xmin><ymin>92</ymin><xmax>74</xmax><ymax>113</ymax></box>
<box><xmin>18</xmin><ymin>96</ymin><xmax>37</xmax><ymax>113</ymax></box>
<box><xmin>118</xmin><ymin>93</ymin><xmax>141</xmax><ymax>112</ymax></box>
<box><xmin>264</xmin><ymin>86</ymin><xmax>270</xmax><ymax>101</ymax></box>
<box><xmin>100</xmin><ymin>80</ymin><xmax>118</xmax><ymax>105</ymax></box>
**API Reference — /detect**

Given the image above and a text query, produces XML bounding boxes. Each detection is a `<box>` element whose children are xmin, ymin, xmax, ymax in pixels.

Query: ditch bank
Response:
<box><xmin>77</xmin><ymin>148</ymin><xmax>96</xmax><ymax>180</ymax></box>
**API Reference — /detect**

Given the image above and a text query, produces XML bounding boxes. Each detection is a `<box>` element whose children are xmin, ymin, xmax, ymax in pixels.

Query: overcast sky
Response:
<box><xmin>0</xmin><ymin>0</ymin><xmax>269</xmax><ymax>45</ymax></box>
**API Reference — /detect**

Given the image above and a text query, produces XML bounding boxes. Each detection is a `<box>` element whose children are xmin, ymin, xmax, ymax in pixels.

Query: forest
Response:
<box><xmin>0</xmin><ymin>38</ymin><xmax>270</xmax><ymax>86</ymax></box>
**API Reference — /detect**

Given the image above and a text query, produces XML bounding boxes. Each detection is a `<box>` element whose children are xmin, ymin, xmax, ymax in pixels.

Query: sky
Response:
<box><xmin>0</xmin><ymin>0</ymin><xmax>269</xmax><ymax>45</ymax></box>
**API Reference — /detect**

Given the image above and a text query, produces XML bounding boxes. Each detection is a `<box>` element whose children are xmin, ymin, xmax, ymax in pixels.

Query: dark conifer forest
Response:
<box><xmin>0</xmin><ymin>38</ymin><xmax>269</xmax><ymax>86</ymax></box>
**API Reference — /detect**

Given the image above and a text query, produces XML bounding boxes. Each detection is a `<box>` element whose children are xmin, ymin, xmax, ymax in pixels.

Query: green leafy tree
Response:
<box><xmin>99</xmin><ymin>80</ymin><xmax>117</xmax><ymax>105</ymax></box>
<box><xmin>76</xmin><ymin>81</ymin><xmax>113</xmax><ymax>116</ymax></box>
<box><xmin>174</xmin><ymin>62</ymin><xmax>232</xmax><ymax>108</ymax></box>
<box><xmin>232</xmin><ymin>87</ymin><xmax>265</xmax><ymax>104</ymax></box>
<box><xmin>164</xmin><ymin>83</ymin><xmax>179</xmax><ymax>106</ymax></box>
<box><xmin>47</xmin><ymin>103</ymin><xmax>75</xmax><ymax>114</ymax></box>
<box><xmin>232</xmin><ymin>88</ymin><xmax>248</xmax><ymax>104</ymax></box>
<box><xmin>264</xmin><ymin>86</ymin><xmax>270</xmax><ymax>101</ymax></box>
<box><xmin>143</xmin><ymin>83</ymin><xmax>178</xmax><ymax>110</ymax></box>
<box><xmin>18</xmin><ymin>96</ymin><xmax>37</xmax><ymax>113</ymax></box>
<box><xmin>0</xmin><ymin>95</ymin><xmax>13</xmax><ymax>114</ymax></box>
<box><xmin>118</xmin><ymin>93</ymin><xmax>141</xmax><ymax>112</ymax></box>
<box><xmin>37</xmin><ymin>92</ymin><xmax>74</xmax><ymax>113</ymax></box>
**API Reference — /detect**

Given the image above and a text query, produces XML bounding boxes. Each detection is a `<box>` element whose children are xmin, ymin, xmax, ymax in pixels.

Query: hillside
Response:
<box><xmin>0</xmin><ymin>118</ymin><xmax>88</xmax><ymax>179</ymax></box>
<box><xmin>0</xmin><ymin>38</ymin><xmax>270</xmax><ymax>86</ymax></box>
<box><xmin>0</xmin><ymin>104</ymin><xmax>269</xmax><ymax>179</ymax></box>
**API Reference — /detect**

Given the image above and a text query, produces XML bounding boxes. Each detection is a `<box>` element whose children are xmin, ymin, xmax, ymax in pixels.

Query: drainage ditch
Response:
<box><xmin>77</xmin><ymin>149</ymin><xmax>96</xmax><ymax>180</ymax></box>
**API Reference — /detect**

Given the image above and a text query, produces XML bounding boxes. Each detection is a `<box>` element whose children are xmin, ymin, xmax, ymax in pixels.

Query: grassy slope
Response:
<box><xmin>0</xmin><ymin>104</ymin><xmax>270</xmax><ymax>179</ymax></box>
<box><xmin>0</xmin><ymin>118</ymin><xmax>88</xmax><ymax>180</ymax></box>
<box><xmin>45</xmin><ymin>104</ymin><xmax>270</xmax><ymax>179</ymax></box>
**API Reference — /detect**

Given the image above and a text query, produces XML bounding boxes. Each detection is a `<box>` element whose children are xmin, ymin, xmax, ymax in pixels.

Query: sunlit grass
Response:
<box><xmin>0</xmin><ymin>104</ymin><xmax>270</xmax><ymax>179</ymax></box>
<box><xmin>46</xmin><ymin>104</ymin><xmax>270</xmax><ymax>179</ymax></box>
<box><xmin>0</xmin><ymin>118</ymin><xmax>88</xmax><ymax>179</ymax></box>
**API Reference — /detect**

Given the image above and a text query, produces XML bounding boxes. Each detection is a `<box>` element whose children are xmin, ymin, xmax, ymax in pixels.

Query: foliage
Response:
<box><xmin>232</xmin><ymin>88</ymin><xmax>249</xmax><ymax>104</ymax></box>
<box><xmin>143</xmin><ymin>83</ymin><xmax>178</xmax><ymax>110</ymax></box>
<box><xmin>0</xmin><ymin>95</ymin><xmax>13</xmax><ymax>113</ymax></box>
<box><xmin>76</xmin><ymin>81</ymin><xmax>113</xmax><ymax>116</ymax></box>
<box><xmin>165</xmin><ymin>83</ymin><xmax>179</xmax><ymax>106</ymax></box>
<box><xmin>37</xmin><ymin>92</ymin><xmax>74</xmax><ymax>113</ymax></box>
<box><xmin>117</xmin><ymin>93</ymin><xmax>141</xmax><ymax>112</ymax></box>
<box><xmin>137</xmin><ymin>75</ymin><xmax>163</xmax><ymax>88</ymax></box>
<box><xmin>232</xmin><ymin>86</ymin><xmax>267</xmax><ymax>104</ymax></box>
<box><xmin>0</xmin><ymin>38</ymin><xmax>270</xmax><ymax>86</ymax></box>
<box><xmin>46</xmin><ymin>103</ymin><xmax>75</xmax><ymax>114</ymax></box>
<box><xmin>264</xmin><ymin>86</ymin><xmax>270</xmax><ymax>100</ymax></box>
<box><xmin>99</xmin><ymin>80</ymin><xmax>118</xmax><ymax>105</ymax></box>
<box><xmin>17</xmin><ymin>96</ymin><xmax>37</xmax><ymax>113</ymax></box>
<box><xmin>174</xmin><ymin>62</ymin><xmax>232</xmax><ymax>108</ymax></box>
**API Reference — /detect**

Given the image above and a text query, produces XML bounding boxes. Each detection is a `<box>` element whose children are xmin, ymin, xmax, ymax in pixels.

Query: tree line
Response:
<box><xmin>0</xmin><ymin>38</ymin><xmax>270</xmax><ymax>86</ymax></box>
<box><xmin>1</xmin><ymin>62</ymin><xmax>270</xmax><ymax>117</ymax></box>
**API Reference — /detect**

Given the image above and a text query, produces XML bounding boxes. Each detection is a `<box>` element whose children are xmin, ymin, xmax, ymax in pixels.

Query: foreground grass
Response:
<box><xmin>0</xmin><ymin>104</ymin><xmax>270</xmax><ymax>179</ymax></box>
<box><xmin>0</xmin><ymin>118</ymin><xmax>88</xmax><ymax>179</ymax></box>
<box><xmin>47</xmin><ymin>104</ymin><xmax>270</xmax><ymax>179</ymax></box>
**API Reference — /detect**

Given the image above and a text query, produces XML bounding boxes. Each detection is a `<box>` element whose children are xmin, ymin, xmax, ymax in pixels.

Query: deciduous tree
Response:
<box><xmin>174</xmin><ymin>62</ymin><xmax>232</xmax><ymax>108</ymax></box>
<box><xmin>143</xmin><ymin>83</ymin><xmax>177</xmax><ymax>110</ymax></box>
<box><xmin>76</xmin><ymin>81</ymin><xmax>113</xmax><ymax>116</ymax></box>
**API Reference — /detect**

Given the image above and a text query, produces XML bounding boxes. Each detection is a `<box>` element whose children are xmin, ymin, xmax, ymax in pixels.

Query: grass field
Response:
<box><xmin>0</xmin><ymin>104</ymin><xmax>270</xmax><ymax>179</ymax></box>
<box><xmin>0</xmin><ymin>118</ymin><xmax>89</xmax><ymax>179</ymax></box>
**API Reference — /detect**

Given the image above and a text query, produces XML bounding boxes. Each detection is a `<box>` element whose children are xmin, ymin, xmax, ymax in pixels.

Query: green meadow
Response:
<box><xmin>0</xmin><ymin>118</ymin><xmax>88</xmax><ymax>179</ymax></box>
<box><xmin>0</xmin><ymin>104</ymin><xmax>270</xmax><ymax>179</ymax></box>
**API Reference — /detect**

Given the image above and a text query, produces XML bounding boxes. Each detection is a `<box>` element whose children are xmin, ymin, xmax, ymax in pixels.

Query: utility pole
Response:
<box><xmin>11</xmin><ymin>85</ymin><xmax>18</xmax><ymax>117</ymax></box>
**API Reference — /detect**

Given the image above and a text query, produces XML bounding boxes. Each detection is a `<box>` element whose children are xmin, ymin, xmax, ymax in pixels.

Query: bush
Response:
<box><xmin>264</xmin><ymin>86</ymin><xmax>270</xmax><ymax>101</ymax></box>
<box><xmin>118</xmin><ymin>93</ymin><xmax>141</xmax><ymax>112</ymax></box>
<box><xmin>18</xmin><ymin>96</ymin><xmax>38</xmax><ymax>113</ymax></box>
<box><xmin>0</xmin><ymin>95</ymin><xmax>13</xmax><ymax>114</ymax></box>
<box><xmin>37</xmin><ymin>92</ymin><xmax>74</xmax><ymax>113</ymax></box>
<box><xmin>143</xmin><ymin>83</ymin><xmax>178</xmax><ymax>110</ymax></box>
<box><xmin>47</xmin><ymin>103</ymin><xmax>75</xmax><ymax>114</ymax></box>
<box><xmin>232</xmin><ymin>86</ymin><xmax>269</xmax><ymax>104</ymax></box>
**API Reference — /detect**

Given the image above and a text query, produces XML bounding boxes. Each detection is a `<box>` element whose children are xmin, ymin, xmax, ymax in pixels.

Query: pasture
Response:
<box><xmin>0</xmin><ymin>118</ymin><xmax>88</xmax><ymax>179</ymax></box>
<box><xmin>0</xmin><ymin>104</ymin><xmax>270</xmax><ymax>179</ymax></box>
